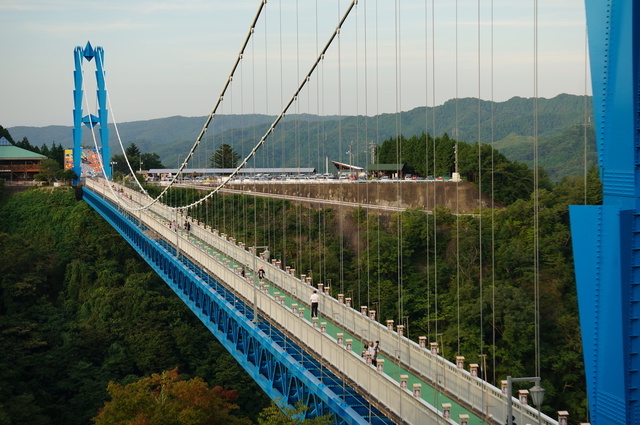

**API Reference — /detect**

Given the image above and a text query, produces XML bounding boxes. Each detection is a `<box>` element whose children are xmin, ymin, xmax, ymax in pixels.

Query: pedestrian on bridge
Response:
<box><xmin>258</xmin><ymin>266</ymin><xmax>265</xmax><ymax>282</ymax></box>
<box><xmin>373</xmin><ymin>341</ymin><xmax>380</xmax><ymax>366</ymax></box>
<box><xmin>310</xmin><ymin>290</ymin><xmax>320</xmax><ymax>317</ymax></box>
<box><xmin>368</xmin><ymin>341</ymin><xmax>379</xmax><ymax>367</ymax></box>
<box><xmin>366</xmin><ymin>341</ymin><xmax>376</xmax><ymax>365</ymax></box>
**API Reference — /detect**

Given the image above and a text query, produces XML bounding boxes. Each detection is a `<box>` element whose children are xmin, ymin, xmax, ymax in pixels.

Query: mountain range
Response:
<box><xmin>8</xmin><ymin>93</ymin><xmax>595</xmax><ymax>181</ymax></box>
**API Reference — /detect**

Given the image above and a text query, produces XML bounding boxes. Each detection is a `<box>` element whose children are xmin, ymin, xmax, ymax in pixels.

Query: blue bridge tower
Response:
<box><xmin>73</xmin><ymin>41</ymin><xmax>111</xmax><ymax>180</ymax></box>
<box><xmin>570</xmin><ymin>1</ymin><xmax>640</xmax><ymax>424</ymax></box>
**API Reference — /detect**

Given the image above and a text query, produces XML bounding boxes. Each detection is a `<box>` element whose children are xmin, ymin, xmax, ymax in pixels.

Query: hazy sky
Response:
<box><xmin>1</xmin><ymin>0</ymin><xmax>589</xmax><ymax>128</ymax></box>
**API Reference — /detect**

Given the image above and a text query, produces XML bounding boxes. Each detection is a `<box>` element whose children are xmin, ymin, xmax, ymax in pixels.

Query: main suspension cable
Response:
<box><xmin>158</xmin><ymin>0</ymin><xmax>359</xmax><ymax>212</ymax></box>
<box><xmin>102</xmin><ymin>0</ymin><xmax>268</xmax><ymax>211</ymax></box>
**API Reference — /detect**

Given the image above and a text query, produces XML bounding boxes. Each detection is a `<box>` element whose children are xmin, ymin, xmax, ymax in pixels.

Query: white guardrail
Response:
<box><xmin>86</xmin><ymin>179</ymin><xmax>558</xmax><ymax>425</ymax></box>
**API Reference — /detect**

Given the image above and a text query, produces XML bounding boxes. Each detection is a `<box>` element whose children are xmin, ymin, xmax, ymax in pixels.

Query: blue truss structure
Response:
<box><xmin>570</xmin><ymin>1</ymin><xmax>640</xmax><ymax>424</ymax></box>
<box><xmin>73</xmin><ymin>42</ymin><xmax>111</xmax><ymax>180</ymax></box>
<box><xmin>82</xmin><ymin>187</ymin><xmax>394</xmax><ymax>425</ymax></box>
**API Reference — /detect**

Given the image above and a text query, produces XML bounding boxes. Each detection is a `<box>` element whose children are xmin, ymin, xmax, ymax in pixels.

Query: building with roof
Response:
<box><xmin>331</xmin><ymin>161</ymin><xmax>365</xmax><ymax>179</ymax></box>
<box><xmin>366</xmin><ymin>163</ymin><xmax>406</xmax><ymax>179</ymax></box>
<box><xmin>0</xmin><ymin>137</ymin><xmax>48</xmax><ymax>181</ymax></box>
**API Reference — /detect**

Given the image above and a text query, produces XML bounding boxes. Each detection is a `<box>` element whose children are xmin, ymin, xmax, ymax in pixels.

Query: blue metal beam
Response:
<box><xmin>82</xmin><ymin>187</ymin><xmax>394</xmax><ymax>425</ymax></box>
<box><xmin>570</xmin><ymin>1</ymin><xmax>640</xmax><ymax>424</ymax></box>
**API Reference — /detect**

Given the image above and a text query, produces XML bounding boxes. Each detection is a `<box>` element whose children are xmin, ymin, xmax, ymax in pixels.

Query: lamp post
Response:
<box><xmin>250</xmin><ymin>245</ymin><xmax>269</xmax><ymax>322</ymax></box>
<box><xmin>402</xmin><ymin>315</ymin><xmax>409</xmax><ymax>339</ymax></box>
<box><xmin>478</xmin><ymin>354</ymin><xmax>489</xmax><ymax>422</ymax></box>
<box><xmin>346</xmin><ymin>141</ymin><xmax>354</xmax><ymax>178</ymax></box>
<box><xmin>506</xmin><ymin>376</ymin><xmax>545</xmax><ymax>425</ymax></box>
<box><xmin>109</xmin><ymin>161</ymin><xmax>117</xmax><ymax>180</ymax></box>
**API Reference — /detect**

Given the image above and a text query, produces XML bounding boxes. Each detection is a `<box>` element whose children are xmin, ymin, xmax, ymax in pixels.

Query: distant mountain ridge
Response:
<box><xmin>8</xmin><ymin>93</ymin><xmax>594</xmax><ymax>180</ymax></box>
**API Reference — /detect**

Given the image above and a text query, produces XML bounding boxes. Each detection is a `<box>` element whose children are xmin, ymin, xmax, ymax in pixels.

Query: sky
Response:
<box><xmin>0</xmin><ymin>0</ymin><xmax>589</xmax><ymax>128</ymax></box>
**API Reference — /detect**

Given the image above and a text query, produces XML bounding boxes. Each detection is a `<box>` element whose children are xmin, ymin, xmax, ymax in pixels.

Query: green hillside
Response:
<box><xmin>0</xmin><ymin>187</ymin><xmax>269</xmax><ymax>424</ymax></box>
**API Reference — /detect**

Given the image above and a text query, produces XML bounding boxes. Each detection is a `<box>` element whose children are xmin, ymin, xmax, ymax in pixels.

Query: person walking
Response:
<box><xmin>310</xmin><ymin>290</ymin><xmax>320</xmax><ymax>317</ymax></box>
<box><xmin>367</xmin><ymin>341</ymin><xmax>376</xmax><ymax>365</ymax></box>
<box><xmin>373</xmin><ymin>341</ymin><xmax>380</xmax><ymax>366</ymax></box>
<box><xmin>258</xmin><ymin>266</ymin><xmax>265</xmax><ymax>282</ymax></box>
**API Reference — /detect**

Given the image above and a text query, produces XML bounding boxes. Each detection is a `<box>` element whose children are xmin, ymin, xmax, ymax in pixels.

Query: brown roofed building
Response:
<box><xmin>0</xmin><ymin>137</ymin><xmax>47</xmax><ymax>181</ymax></box>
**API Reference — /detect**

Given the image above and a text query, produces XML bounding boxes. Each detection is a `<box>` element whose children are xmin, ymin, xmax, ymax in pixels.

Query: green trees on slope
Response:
<box><xmin>0</xmin><ymin>188</ymin><xmax>268</xmax><ymax>425</ymax></box>
<box><xmin>376</xmin><ymin>132</ymin><xmax>552</xmax><ymax>204</ymax></box>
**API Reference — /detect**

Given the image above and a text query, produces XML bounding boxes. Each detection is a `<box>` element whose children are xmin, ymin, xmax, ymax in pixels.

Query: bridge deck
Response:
<box><xmin>85</xmin><ymin>178</ymin><xmax>557</xmax><ymax>425</ymax></box>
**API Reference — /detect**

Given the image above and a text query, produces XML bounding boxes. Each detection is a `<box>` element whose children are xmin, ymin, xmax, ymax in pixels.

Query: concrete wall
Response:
<box><xmin>225</xmin><ymin>181</ymin><xmax>498</xmax><ymax>214</ymax></box>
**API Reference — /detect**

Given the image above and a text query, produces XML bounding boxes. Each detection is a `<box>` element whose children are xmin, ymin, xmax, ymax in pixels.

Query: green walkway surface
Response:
<box><xmin>150</xmin><ymin>215</ymin><xmax>491</xmax><ymax>425</ymax></box>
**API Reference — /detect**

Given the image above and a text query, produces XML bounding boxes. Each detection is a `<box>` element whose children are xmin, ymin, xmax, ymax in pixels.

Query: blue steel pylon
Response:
<box><xmin>569</xmin><ymin>1</ymin><xmax>640</xmax><ymax>424</ymax></box>
<box><xmin>73</xmin><ymin>41</ymin><xmax>111</xmax><ymax>180</ymax></box>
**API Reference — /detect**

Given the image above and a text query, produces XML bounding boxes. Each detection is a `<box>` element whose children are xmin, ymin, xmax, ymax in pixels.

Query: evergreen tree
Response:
<box><xmin>50</xmin><ymin>143</ymin><xmax>66</xmax><ymax>167</ymax></box>
<box><xmin>112</xmin><ymin>143</ymin><xmax>164</xmax><ymax>174</ymax></box>
<box><xmin>125</xmin><ymin>143</ymin><xmax>141</xmax><ymax>158</ymax></box>
<box><xmin>210</xmin><ymin>143</ymin><xmax>240</xmax><ymax>168</ymax></box>
<box><xmin>15</xmin><ymin>136</ymin><xmax>36</xmax><ymax>152</ymax></box>
<box><xmin>40</xmin><ymin>143</ymin><xmax>50</xmax><ymax>158</ymax></box>
<box><xmin>0</xmin><ymin>125</ymin><xmax>15</xmax><ymax>143</ymax></box>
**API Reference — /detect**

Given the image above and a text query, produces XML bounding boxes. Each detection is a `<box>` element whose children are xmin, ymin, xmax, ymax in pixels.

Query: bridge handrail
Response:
<box><xmin>187</xmin><ymin>223</ymin><xmax>556</xmax><ymax>425</ymax></box>
<box><xmin>208</xmin><ymin>254</ymin><xmax>455</xmax><ymax>425</ymax></box>
<box><xmin>87</xmin><ymin>179</ymin><xmax>557</xmax><ymax>425</ymax></box>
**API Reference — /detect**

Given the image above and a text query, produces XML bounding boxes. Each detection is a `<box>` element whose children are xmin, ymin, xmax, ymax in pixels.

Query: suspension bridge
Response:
<box><xmin>70</xmin><ymin>0</ymin><xmax>636</xmax><ymax>424</ymax></box>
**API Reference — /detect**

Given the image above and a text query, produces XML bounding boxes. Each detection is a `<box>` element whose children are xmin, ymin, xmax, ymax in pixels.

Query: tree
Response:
<box><xmin>125</xmin><ymin>143</ymin><xmax>143</xmax><ymax>172</ymax></box>
<box><xmin>15</xmin><ymin>137</ymin><xmax>36</xmax><ymax>152</ymax></box>
<box><xmin>140</xmin><ymin>152</ymin><xmax>164</xmax><ymax>170</ymax></box>
<box><xmin>210</xmin><ymin>144</ymin><xmax>240</xmax><ymax>168</ymax></box>
<box><xmin>93</xmin><ymin>368</ymin><xmax>250</xmax><ymax>425</ymax></box>
<box><xmin>0</xmin><ymin>125</ymin><xmax>15</xmax><ymax>144</ymax></box>
<box><xmin>57</xmin><ymin>168</ymin><xmax>77</xmax><ymax>185</ymax></box>
<box><xmin>110</xmin><ymin>154</ymin><xmax>127</xmax><ymax>175</ymax></box>
<box><xmin>112</xmin><ymin>144</ymin><xmax>164</xmax><ymax>174</ymax></box>
<box><xmin>36</xmin><ymin>158</ymin><xmax>61</xmax><ymax>182</ymax></box>
<box><xmin>125</xmin><ymin>143</ymin><xmax>141</xmax><ymax>158</ymax></box>
<box><xmin>39</xmin><ymin>144</ymin><xmax>50</xmax><ymax>158</ymax></box>
<box><xmin>49</xmin><ymin>143</ymin><xmax>66</xmax><ymax>168</ymax></box>
<box><xmin>257</xmin><ymin>401</ymin><xmax>333</xmax><ymax>425</ymax></box>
